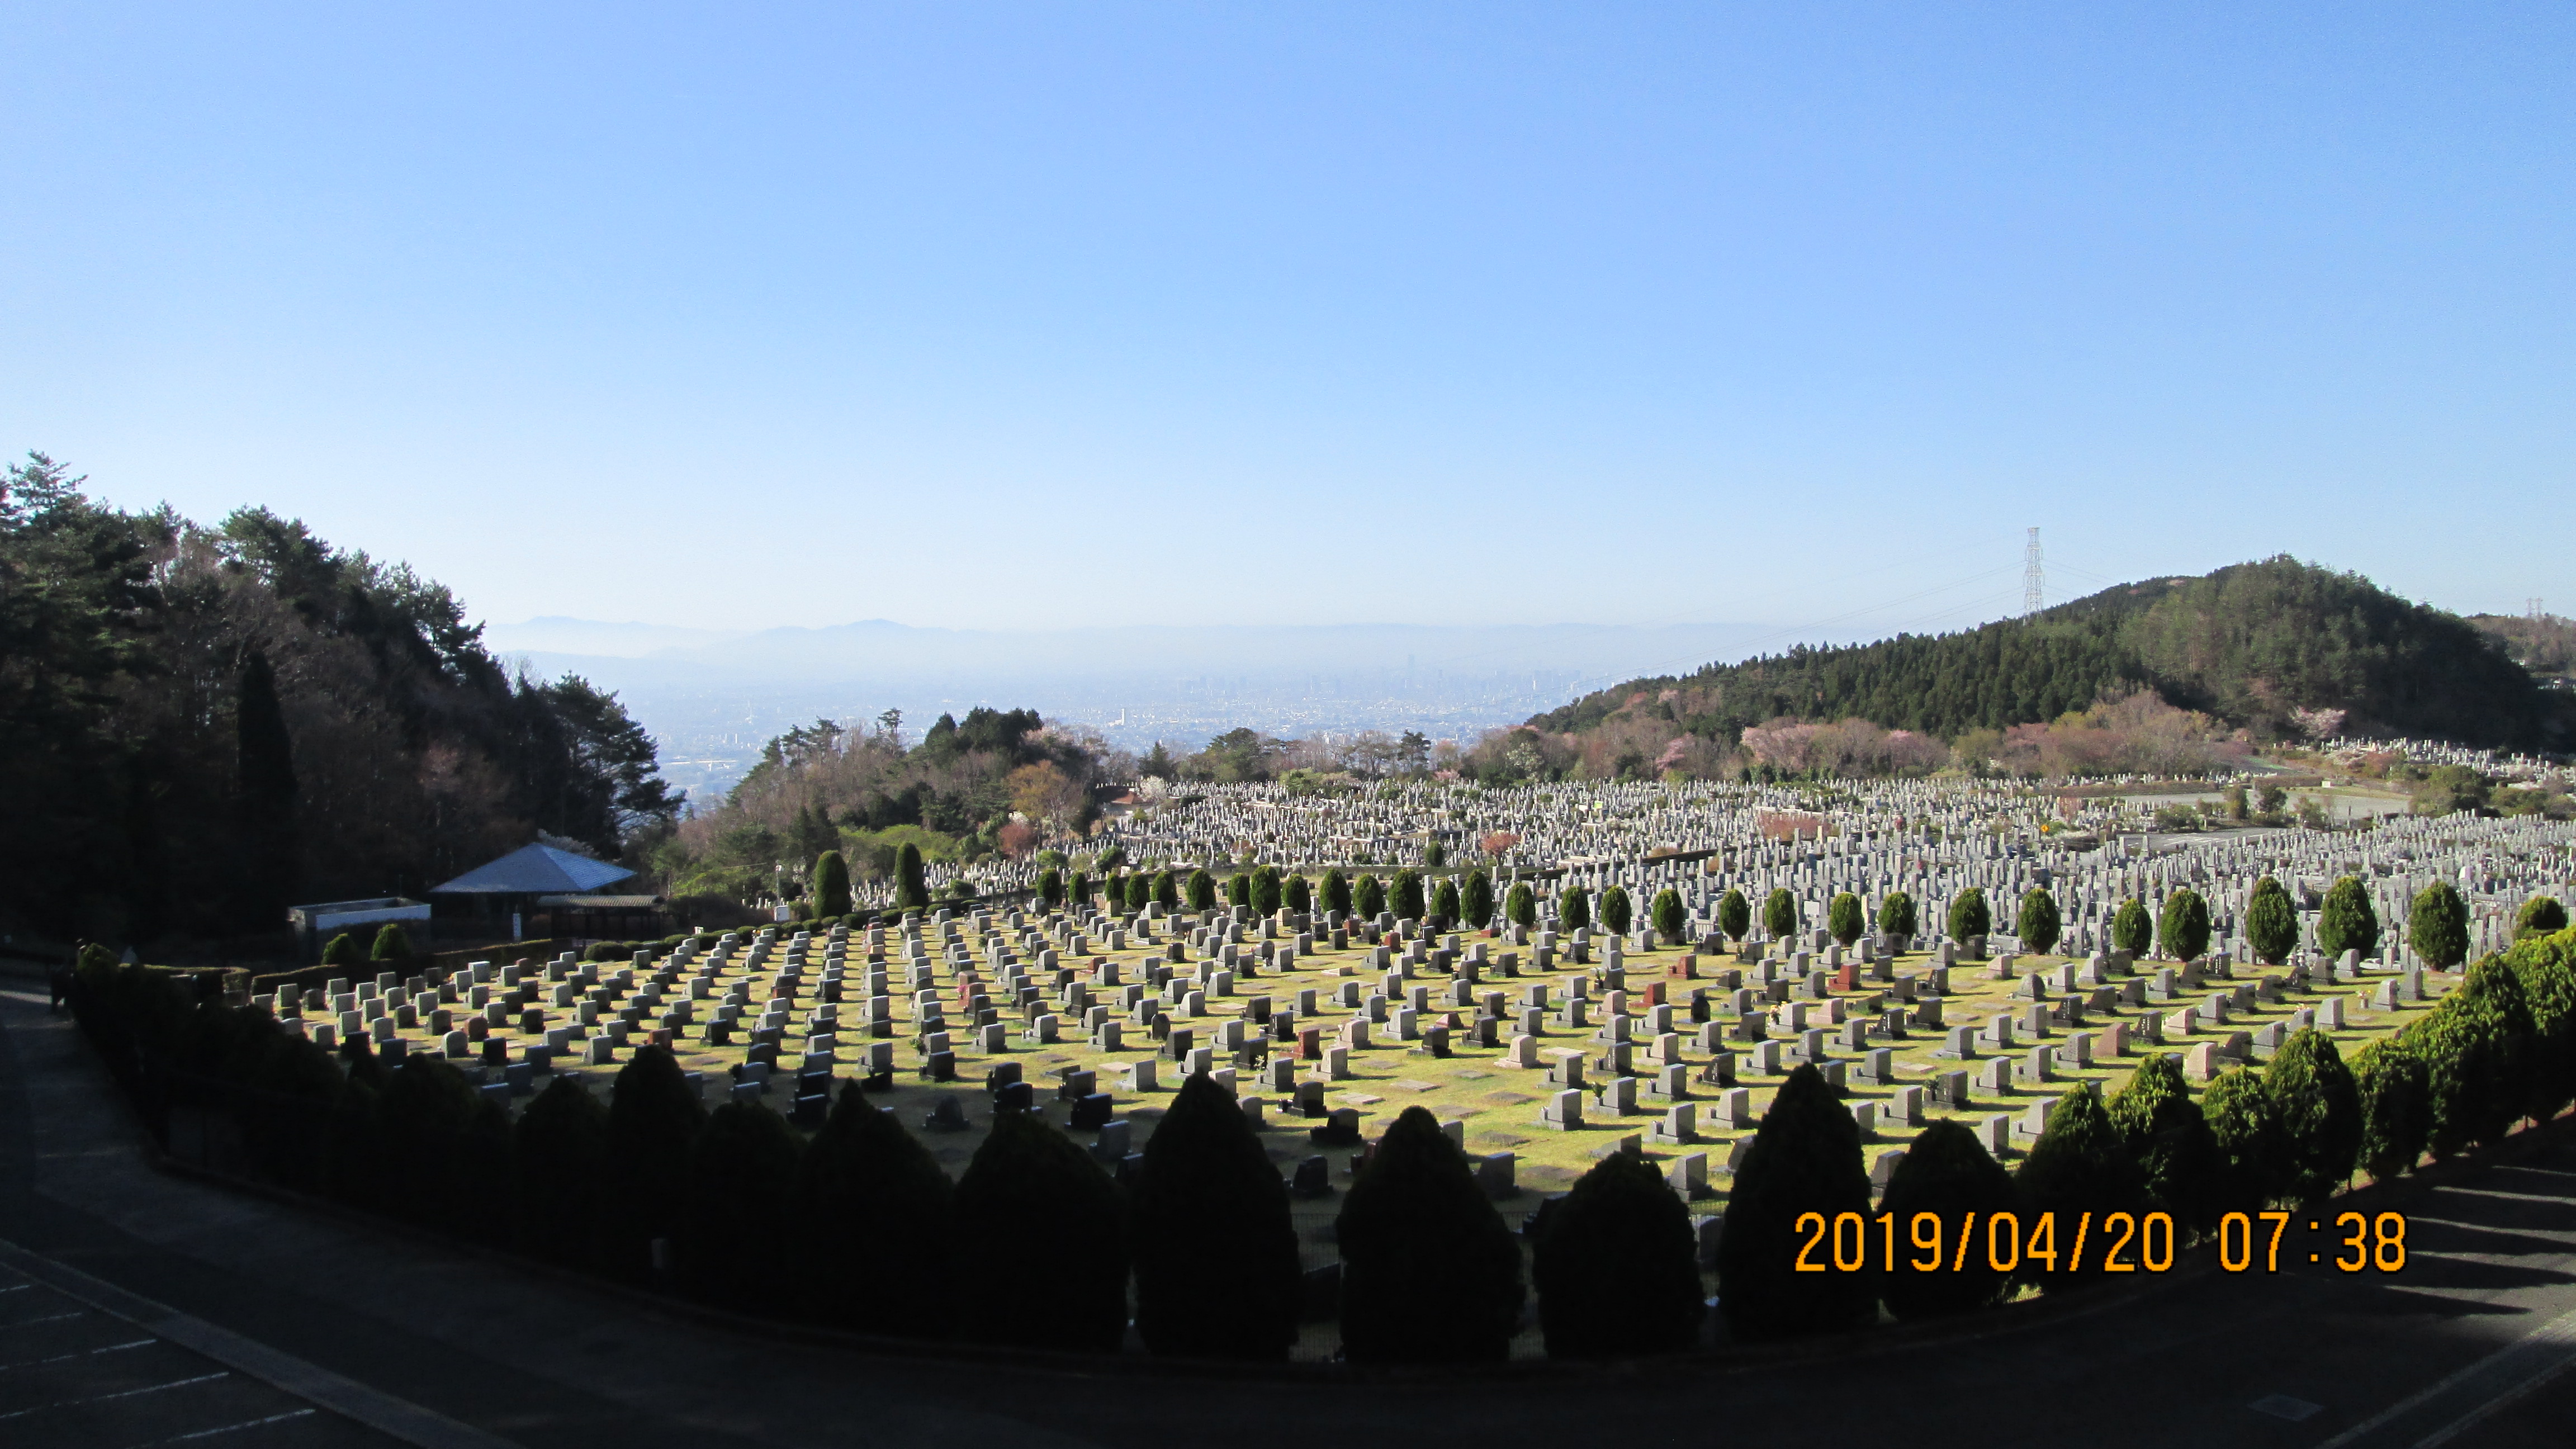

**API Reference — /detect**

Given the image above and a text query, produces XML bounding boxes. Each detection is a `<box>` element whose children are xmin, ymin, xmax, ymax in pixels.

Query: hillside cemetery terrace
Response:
<box><xmin>257</xmin><ymin>778</ymin><xmax>2574</xmax><ymax>1356</ymax></box>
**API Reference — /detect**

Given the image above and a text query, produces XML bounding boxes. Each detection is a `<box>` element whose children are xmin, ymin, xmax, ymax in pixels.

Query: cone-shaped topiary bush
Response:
<box><xmin>1191</xmin><ymin>868</ymin><xmax>1220</xmax><ymax>912</ymax></box>
<box><xmin>2419</xmin><ymin>956</ymin><xmax>2535</xmax><ymax>1156</ymax></box>
<box><xmin>1132</xmin><ymin>1074</ymin><xmax>1301</xmax><ymax>1359</ymax></box>
<box><xmin>1877</xmin><ymin>1119</ymin><xmax>2017</xmax><ymax>1319</ymax></box>
<box><xmin>1718</xmin><ymin>1064</ymin><xmax>1872</xmax><ymax>1339</ymax></box>
<box><xmin>895</xmin><ymin>841</ymin><xmax>929</xmax><ymax>911</ymax></box>
<box><xmin>370</xmin><ymin>921</ymin><xmax>414</xmax><ymax>963</ymax></box>
<box><xmin>2516</xmin><ymin>897</ymin><xmax>2569</xmax><ymax>941</ymax></box>
<box><xmin>2158</xmin><ymin>889</ymin><xmax>2210</xmax><ymax>961</ymax></box>
<box><xmin>1763</xmin><ymin>888</ymin><xmax>1798</xmax><ymax>941</ymax></box>
<box><xmin>2411</xmin><ymin>881</ymin><xmax>2471</xmax><ymax>970</ymax></box>
<box><xmin>604</xmin><ymin>1044</ymin><xmax>708</xmax><ymax>1278</ymax></box>
<box><xmin>1285</xmin><ymin>873</ymin><xmax>1312</xmax><ymax>913</ymax></box>
<box><xmin>1465</xmin><ymin>869</ymin><xmax>1496</xmax><ymax>928</ymax></box>
<box><xmin>1827</xmin><ymin>892</ymin><xmax>1864</xmax><ymax>948</ymax></box>
<box><xmin>2265</xmin><ymin>1027</ymin><xmax>2361</xmax><ymax>1202</ymax></box>
<box><xmin>2246</xmin><ymin>876</ymin><xmax>2298</xmax><ymax>965</ymax></box>
<box><xmin>2016</xmin><ymin>888</ymin><xmax>2060</xmax><ymax>955</ymax></box>
<box><xmin>1876</xmin><ymin>891</ymin><xmax>1916</xmax><ymax>943</ymax></box>
<box><xmin>321</xmin><ymin>932</ymin><xmax>363</xmax><ymax>968</ymax></box>
<box><xmin>2011</xmin><ymin>1086</ymin><xmax>2145</xmax><ymax>1291</ymax></box>
<box><xmin>1947</xmin><ymin>887</ymin><xmax>1990</xmax><ymax>943</ymax></box>
<box><xmin>1560</xmin><ymin>884</ymin><xmax>1590</xmax><ymax>932</ymax></box>
<box><xmin>2106</xmin><ymin>1053</ymin><xmax>2220</xmax><ymax>1238</ymax></box>
<box><xmin>1253</xmin><ymin>865</ymin><xmax>1285</xmax><ymax>916</ymax></box>
<box><xmin>812</xmin><ymin>850</ymin><xmax>852</xmax><ymax>920</ymax></box>
<box><xmin>1720</xmin><ymin>887</ymin><xmax>1751</xmax><ymax>942</ymax></box>
<box><xmin>794</xmin><ymin>1080</ymin><xmax>956</xmax><ymax>1337</ymax></box>
<box><xmin>1320</xmin><ymin>868</ymin><xmax>1350</xmax><ymax>916</ymax></box>
<box><xmin>1533</xmin><ymin>1152</ymin><xmax>1701</xmax><ymax>1358</ymax></box>
<box><xmin>1433</xmin><ymin>877</ymin><xmax>1461</xmax><ymax>925</ymax></box>
<box><xmin>2354</xmin><ymin>1036</ymin><xmax>2432</xmax><ymax>1181</ymax></box>
<box><xmin>2202</xmin><ymin>1066</ymin><xmax>2284</xmax><ymax>1216</ymax></box>
<box><xmin>1336</xmin><ymin>1105</ymin><xmax>1526</xmax><ymax>1363</ymax></box>
<box><xmin>953</xmin><ymin>1109</ymin><xmax>1129</xmax><ymax>1353</ymax></box>
<box><xmin>1355</xmin><ymin>874</ymin><xmax>1386</xmax><ymax>918</ymax></box>
<box><xmin>2111</xmin><ymin>898</ymin><xmax>2152</xmax><ymax>957</ymax></box>
<box><xmin>1039</xmin><ymin>868</ymin><xmax>1064</xmax><ymax>910</ymax></box>
<box><xmin>378</xmin><ymin>1055</ymin><xmax>480</xmax><ymax>1230</ymax></box>
<box><xmin>2510</xmin><ymin>929</ymin><xmax>2576</xmax><ymax>1122</ymax></box>
<box><xmin>1506</xmin><ymin>882</ymin><xmax>1537</xmax><ymax>929</ymax></box>
<box><xmin>1599</xmin><ymin>885</ymin><xmax>1632</xmax><ymax>936</ymax></box>
<box><xmin>2319</xmin><ymin>875</ymin><xmax>2381</xmax><ymax>960</ymax></box>
<box><xmin>1651</xmin><ymin>887</ymin><xmax>1684</xmax><ymax>945</ymax></box>
<box><xmin>1157</xmin><ymin>870</ymin><xmax>1182</xmax><ymax>911</ymax></box>
<box><xmin>516</xmin><ymin>1075</ymin><xmax>609</xmax><ymax>1268</ymax></box>
<box><xmin>677</xmin><ymin>1100</ymin><xmax>804</xmax><ymax>1310</ymax></box>
<box><xmin>1391</xmin><ymin>868</ymin><xmax>1426</xmax><ymax>922</ymax></box>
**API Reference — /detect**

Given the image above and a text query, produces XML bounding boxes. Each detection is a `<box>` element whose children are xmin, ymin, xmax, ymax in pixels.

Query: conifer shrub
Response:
<box><xmin>953</xmin><ymin>1110</ymin><xmax>1129</xmax><ymax>1353</ymax></box>
<box><xmin>370</xmin><ymin>921</ymin><xmax>414</xmax><ymax>963</ymax></box>
<box><xmin>2264</xmin><ymin>1027</ymin><xmax>2362</xmax><ymax>1201</ymax></box>
<box><xmin>1127</xmin><ymin>872</ymin><xmax>1153</xmax><ymax>912</ymax></box>
<box><xmin>1713</xmin><ymin>887</ymin><xmax>1750</xmax><ymax>943</ymax></box>
<box><xmin>1763</xmin><ymin>887</ymin><xmax>1797</xmax><ymax>941</ymax></box>
<box><xmin>1320</xmin><ymin>868</ymin><xmax>1350</xmax><ymax>916</ymax></box>
<box><xmin>1827</xmin><ymin>892</ymin><xmax>1864</xmax><ymax>948</ymax></box>
<box><xmin>1560</xmin><ymin>884</ymin><xmax>1591</xmax><ymax>932</ymax></box>
<box><xmin>1155</xmin><ymin>869</ymin><xmax>1181</xmax><ymax>911</ymax></box>
<box><xmin>2011</xmin><ymin>1086</ymin><xmax>2145</xmax><ymax>1291</ymax></box>
<box><xmin>321</xmin><ymin>932</ymin><xmax>363</xmax><ymax>968</ymax></box>
<box><xmin>1253</xmin><ymin>865</ymin><xmax>1284</xmax><ymax>915</ymax></box>
<box><xmin>1651</xmin><ymin>887</ymin><xmax>1684</xmax><ymax>945</ymax></box>
<box><xmin>1392</xmin><ymin>868</ymin><xmax>1426</xmax><ymax>922</ymax></box>
<box><xmin>1229</xmin><ymin>873</ymin><xmax>1252</xmax><ymax>911</ymax></box>
<box><xmin>1876</xmin><ymin>891</ymin><xmax>1916</xmax><ymax>943</ymax></box>
<box><xmin>2419</xmin><ymin>956</ymin><xmax>2535</xmax><ymax>1156</ymax></box>
<box><xmin>2516</xmin><ymin>896</ymin><xmax>2569</xmax><ymax>941</ymax></box>
<box><xmin>1599</xmin><ymin>885</ymin><xmax>1632</xmax><ymax>936</ymax></box>
<box><xmin>2106</xmin><ymin>1053</ymin><xmax>2220</xmax><ymax>1237</ymax></box>
<box><xmin>2111</xmin><ymin>898</ymin><xmax>2153</xmax><ymax>957</ymax></box>
<box><xmin>457</xmin><ymin>1095</ymin><xmax>516</xmax><ymax>1248</ymax></box>
<box><xmin>2246</xmin><ymin>876</ymin><xmax>2298</xmax><ymax>965</ymax></box>
<box><xmin>1285</xmin><ymin>873</ymin><xmax>1313</xmax><ymax>913</ymax></box>
<box><xmin>1717</xmin><ymin>1064</ymin><xmax>1872</xmax><ymax>1339</ymax></box>
<box><xmin>812</xmin><ymin>850</ymin><xmax>852</xmax><ymax>920</ymax></box>
<box><xmin>2354</xmin><ymin>1037</ymin><xmax>2432</xmax><ymax>1181</ymax></box>
<box><xmin>378</xmin><ymin>1055</ymin><xmax>481</xmax><ymax>1230</ymax></box>
<box><xmin>1533</xmin><ymin>1152</ymin><xmax>1701</xmax><ymax>1358</ymax></box>
<box><xmin>1189</xmin><ymin>868</ymin><xmax>1219</xmax><ymax>912</ymax></box>
<box><xmin>1336</xmin><ymin>1106</ymin><xmax>1524</xmax><ymax>1363</ymax></box>
<box><xmin>1947</xmin><ymin>887</ymin><xmax>1989</xmax><ymax>943</ymax></box>
<box><xmin>1133</xmin><ymin>1074</ymin><xmax>1300</xmax><ymax>1359</ymax></box>
<box><xmin>1039</xmin><ymin>869</ymin><xmax>1064</xmax><ymax>910</ymax></box>
<box><xmin>2016</xmin><ymin>888</ymin><xmax>2060</xmax><ymax>955</ymax></box>
<box><xmin>516</xmin><ymin>1075</ymin><xmax>610</xmax><ymax>1268</ymax></box>
<box><xmin>2319</xmin><ymin>875</ymin><xmax>2381</xmax><ymax>960</ymax></box>
<box><xmin>794</xmin><ymin>1081</ymin><xmax>956</xmax><ymax>1337</ymax></box>
<box><xmin>2201</xmin><ymin>1066</ymin><xmax>2284</xmax><ymax>1216</ymax></box>
<box><xmin>1877</xmin><ymin>1119</ymin><xmax>2016</xmax><ymax>1319</ymax></box>
<box><xmin>2158</xmin><ymin>889</ymin><xmax>2210</xmax><ymax>960</ymax></box>
<box><xmin>1506</xmin><ymin>881</ymin><xmax>1537</xmax><ymax>929</ymax></box>
<box><xmin>324</xmin><ymin>1077</ymin><xmax>389</xmax><ymax>1211</ymax></box>
<box><xmin>678</xmin><ymin>1101</ymin><xmax>805</xmax><ymax>1310</ymax></box>
<box><xmin>895</xmin><ymin>842</ymin><xmax>929</xmax><ymax>911</ymax></box>
<box><xmin>1465</xmin><ymin>869</ymin><xmax>1497</xmax><ymax>928</ymax></box>
<box><xmin>2410</xmin><ymin>882</ymin><xmax>2471</xmax><ymax>969</ymax></box>
<box><xmin>604</xmin><ymin>1044</ymin><xmax>708</xmax><ymax>1278</ymax></box>
<box><xmin>1356</xmin><ymin>874</ymin><xmax>1387</xmax><ymax>918</ymax></box>
<box><xmin>1069</xmin><ymin>871</ymin><xmax>1091</xmax><ymax>910</ymax></box>
<box><xmin>2510</xmin><ymin>930</ymin><xmax>2576</xmax><ymax>1121</ymax></box>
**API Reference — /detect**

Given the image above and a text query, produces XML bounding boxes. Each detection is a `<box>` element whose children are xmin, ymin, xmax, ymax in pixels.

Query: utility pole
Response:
<box><xmin>2022</xmin><ymin>527</ymin><xmax>2044</xmax><ymax>617</ymax></box>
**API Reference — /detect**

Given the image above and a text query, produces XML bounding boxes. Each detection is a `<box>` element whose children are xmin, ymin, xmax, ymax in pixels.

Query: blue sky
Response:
<box><xmin>5</xmin><ymin>3</ymin><xmax>2568</xmax><ymax>638</ymax></box>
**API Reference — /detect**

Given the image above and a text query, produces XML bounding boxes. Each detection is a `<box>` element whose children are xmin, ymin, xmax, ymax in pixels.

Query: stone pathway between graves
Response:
<box><xmin>6</xmin><ymin>978</ymin><xmax>2576</xmax><ymax>1448</ymax></box>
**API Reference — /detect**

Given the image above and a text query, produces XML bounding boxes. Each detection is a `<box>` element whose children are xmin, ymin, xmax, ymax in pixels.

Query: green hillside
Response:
<box><xmin>1530</xmin><ymin>557</ymin><xmax>2565</xmax><ymax>751</ymax></box>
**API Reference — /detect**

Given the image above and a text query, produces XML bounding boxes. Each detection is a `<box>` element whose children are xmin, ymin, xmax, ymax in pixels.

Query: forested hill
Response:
<box><xmin>1529</xmin><ymin>557</ymin><xmax>2565</xmax><ymax>750</ymax></box>
<box><xmin>0</xmin><ymin>453</ymin><xmax>679</xmax><ymax>948</ymax></box>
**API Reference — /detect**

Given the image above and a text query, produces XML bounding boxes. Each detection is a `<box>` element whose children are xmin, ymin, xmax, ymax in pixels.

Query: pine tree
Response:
<box><xmin>1876</xmin><ymin>891</ymin><xmax>1916</xmax><ymax>943</ymax></box>
<box><xmin>2111</xmin><ymin>898</ymin><xmax>2153</xmax><ymax>957</ymax></box>
<box><xmin>953</xmin><ymin>1110</ymin><xmax>1129</xmax><ymax>1352</ymax></box>
<box><xmin>793</xmin><ymin>1081</ymin><xmax>956</xmax><ymax>1337</ymax></box>
<box><xmin>2409</xmin><ymin>882</ymin><xmax>2471</xmax><ymax>969</ymax></box>
<box><xmin>1464</xmin><ymin>869</ymin><xmax>1496</xmax><ymax>928</ymax></box>
<box><xmin>1827</xmin><ymin>892</ymin><xmax>1864</xmax><ymax>948</ymax></box>
<box><xmin>2158</xmin><ymin>889</ymin><xmax>2210</xmax><ymax>960</ymax></box>
<box><xmin>2318</xmin><ymin>875</ymin><xmax>2380</xmax><ymax>960</ymax></box>
<box><xmin>1336</xmin><ymin>1106</ymin><xmax>1525</xmax><ymax>1363</ymax></box>
<box><xmin>1717</xmin><ymin>888</ymin><xmax>1750</xmax><ymax>942</ymax></box>
<box><xmin>1533</xmin><ymin>1152</ymin><xmax>1702</xmax><ymax>1358</ymax></box>
<box><xmin>811</xmin><ymin>849</ymin><xmax>852</xmax><ymax>920</ymax></box>
<box><xmin>1392</xmin><ymin>868</ymin><xmax>1426</xmax><ymax>922</ymax></box>
<box><xmin>2354</xmin><ymin>1037</ymin><xmax>2431</xmax><ymax>1181</ymax></box>
<box><xmin>2265</xmin><ymin>1027</ymin><xmax>2361</xmax><ymax>1201</ymax></box>
<box><xmin>1947</xmin><ymin>887</ymin><xmax>1990</xmax><ymax>943</ymax></box>
<box><xmin>515</xmin><ymin>1075</ymin><xmax>609</xmax><ymax>1268</ymax></box>
<box><xmin>1599</xmin><ymin>885</ymin><xmax>1632</xmax><ymax>936</ymax></box>
<box><xmin>1651</xmin><ymin>887</ymin><xmax>1685</xmax><ymax>945</ymax></box>
<box><xmin>678</xmin><ymin>1101</ymin><xmax>805</xmax><ymax>1310</ymax></box>
<box><xmin>1132</xmin><ymin>1074</ymin><xmax>1301</xmax><ymax>1359</ymax></box>
<box><xmin>2016</xmin><ymin>888</ymin><xmax>2061</xmax><ymax>955</ymax></box>
<box><xmin>1877</xmin><ymin>1119</ymin><xmax>2017</xmax><ymax>1319</ymax></box>
<box><xmin>234</xmin><ymin>650</ymin><xmax>299</xmax><ymax>931</ymax></box>
<box><xmin>1560</xmin><ymin>884</ymin><xmax>1591</xmax><ymax>932</ymax></box>
<box><xmin>2246</xmin><ymin>876</ymin><xmax>2297</xmax><ymax>965</ymax></box>
<box><xmin>894</xmin><ymin>842</ymin><xmax>929</xmax><ymax>912</ymax></box>
<box><xmin>603</xmin><ymin>1044</ymin><xmax>708</xmax><ymax>1278</ymax></box>
<box><xmin>1717</xmin><ymin>1064</ymin><xmax>1872</xmax><ymax>1339</ymax></box>
<box><xmin>2012</xmin><ymin>1087</ymin><xmax>2146</xmax><ymax>1291</ymax></box>
<box><xmin>1762</xmin><ymin>888</ymin><xmax>1796</xmax><ymax>940</ymax></box>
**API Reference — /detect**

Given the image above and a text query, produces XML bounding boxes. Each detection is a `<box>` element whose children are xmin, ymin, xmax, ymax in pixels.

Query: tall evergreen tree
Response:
<box><xmin>1187</xmin><ymin>867</ymin><xmax>1218</xmax><ymax>912</ymax></box>
<box><xmin>1336</xmin><ymin>1106</ymin><xmax>1525</xmax><ymax>1363</ymax></box>
<box><xmin>1282</xmin><ymin>873</ymin><xmax>1310</xmax><ymax>913</ymax></box>
<box><xmin>1717</xmin><ymin>1064</ymin><xmax>1872</xmax><ymax>1339</ymax></box>
<box><xmin>2318</xmin><ymin>875</ymin><xmax>2380</xmax><ymax>960</ymax></box>
<box><xmin>1252</xmin><ymin>864</ymin><xmax>1284</xmax><ymax>915</ymax></box>
<box><xmin>2202</xmin><ymin>1067</ymin><xmax>2285</xmax><ymax>1216</ymax></box>
<box><xmin>1464</xmin><ymin>869</ymin><xmax>1496</xmax><ymax>928</ymax></box>
<box><xmin>1038</xmin><ymin>868</ymin><xmax>1064</xmax><ymax>910</ymax></box>
<box><xmin>2015</xmin><ymin>888</ymin><xmax>2061</xmax><ymax>955</ymax></box>
<box><xmin>1356</xmin><ymin>874</ymin><xmax>1386</xmax><ymax>917</ymax></box>
<box><xmin>2158</xmin><ymin>889</ymin><xmax>2211</xmax><ymax>960</ymax></box>
<box><xmin>2510</xmin><ymin>931</ymin><xmax>2576</xmax><ymax>1123</ymax></box>
<box><xmin>235</xmin><ymin>650</ymin><xmax>299</xmax><ymax>931</ymax></box>
<box><xmin>2246</xmin><ymin>876</ymin><xmax>2298</xmax><ymax>965</ymax></box>
<box><xmin>2111</xmin><ymin>897</ymin><xmax>2153</xmax><ymax>957</ymax></box>
<box><xmin>811</xmin><ymin>849</ymin><xmax>852</xmax><ymax>920</ymax></box>
<box><xmin>894</xmin><ymin>841</ymin><xmax>929</xmax><ymax>912</ymax></box>
<box><xmin>2106</xmin><ymin>1053</ymin><xmax>2220</xmax><ymax>1237</ymax></box>
<box><xmin>515</xmin><ymin>1075</ymin><xmax>609</xmax><ymax>1269</ymax></box>
<box><xmin>1827</xmin><ymin>891</ymin><xmax>1864</xmax><ymax>948</ymax></box>
<box><xmin>1432</xmin><ymin>877</ymin><xmax>1461</xmax><ymax>924</ymax></box>
<box><xmin>2409</xmin><ymin>882</ymin><xmax>2471</xmax><ymax>969</ymax></box>
<box><xmin>1532</xmin><ymin>1153</ymin><xmax>1702</xmax><ymax>1358</ymax></box>
<box><xmin>1132</xmin><ymin>1074</ymin><xmax>1301</xmax><ymax>1359</ymax></box>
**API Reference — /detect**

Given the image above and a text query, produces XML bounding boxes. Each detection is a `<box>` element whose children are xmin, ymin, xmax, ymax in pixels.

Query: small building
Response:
<box><xmin>430</xmin><ymin>843</ymin><xmax>650</xmax><ymax>941</ymax></box>
<box><xmin>287</xmin><ymin>897</ymin><xmax>431</xmax><ymax>959</ymax></box>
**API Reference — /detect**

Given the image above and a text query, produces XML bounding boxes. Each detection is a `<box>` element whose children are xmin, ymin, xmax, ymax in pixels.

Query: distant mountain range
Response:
<box><xmin>1530</xmin><ymin>557</ymin><xmax>2569</xmax><ymax>751</ymax></box>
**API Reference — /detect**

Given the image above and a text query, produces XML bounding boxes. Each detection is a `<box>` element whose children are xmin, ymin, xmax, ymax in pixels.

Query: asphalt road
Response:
<box><xmin>3</xmin><ymin>980</ymin><xmax>2573</xmax><ymax>1449</ymax></box>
